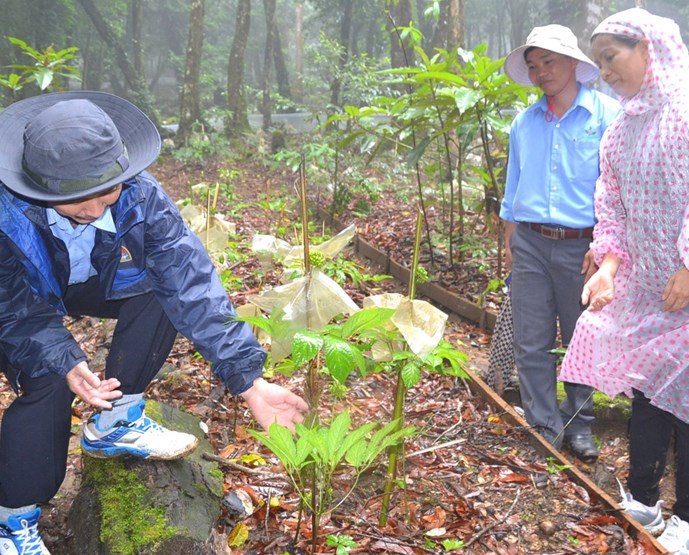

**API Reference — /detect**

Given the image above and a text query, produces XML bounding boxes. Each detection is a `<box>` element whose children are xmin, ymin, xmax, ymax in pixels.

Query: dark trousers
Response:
<box><xmin>510</xmin><ymin>224</ymin><xmax>595</xmax><ymax>446</ymax></box>
<box><xmin>628</xmin><ymin>389</ymin><xmax>689</xmax><ymax>521</ymax></box>
<box><xmin>0</xmin><ymin>278</ymin><xmax>178</xmax><ymax>507</ymax></box>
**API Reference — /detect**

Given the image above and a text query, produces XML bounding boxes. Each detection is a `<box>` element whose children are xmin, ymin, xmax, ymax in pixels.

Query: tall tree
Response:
<box><xmin>330</xmin><ymin>0</ymin><xmax>354</xmax><ymax>106</ymax></box>
<box><xmin>226</xmin><ymin>0</ymin><xmax>252</xmax><ymax>136</ymax></box>
<box><xmin>131</xmin><ymin>0</ymin><xmax>144</xmax><ymax>77</ymax></box>
<box><xmin>294</xmin><ymin>1</ymin><xmax>305</xmax><ymax>102</ymax></box>
<box><xmin>177</xmin><ymin>0</ymin><xmax>206</xmax><ymax>146</ymax></box>
<box><xmin>507</xmin><ymin>0</ymin><xmax>532</xmax><ymax>51</ymax></box>
<box><xmin>432</xmin><ymin>0</ymin><xmax>464</xmax><ymax>51</ymax></box>
<box><xmin>387</xmin><ymin>0</ymin><xmax>414</xmax><ymax>69</ymax></box>
<box><xmin>76</xmin><ymin>0</ymin><xmax>159</xmax><ymax>125</ymax></box>
<box><xmin>273</xmin><ymin>26</ymin><xmax>292</xmax><ymax>105</ymax></box>
<box><xmin>261</xmin><ymin>0</ymin><xmax>277</xmax><ymax>130</ymax></box>
<box><xmin>447</xmin><ymin>0</ymin><xmax>464</xmax><ymax>49</ymax></box>
<box><xmin>574</xmin><ymin>0</ymin><xmax>613</xmax><ymax>54</ymax></box>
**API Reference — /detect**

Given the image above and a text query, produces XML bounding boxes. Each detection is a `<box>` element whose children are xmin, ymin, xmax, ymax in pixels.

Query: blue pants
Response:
<box><xmin>629</xmin><ymin>390</ymin><xmax>689</xmax><ymax>521</ymax></box>
<box><xmin>0</xmin><ymin>278</ymin><xmax>178</xmax><ymax>507</ymax></box>
<box><xmin>510</xmin><ymin>223</ymin><xmax>595</xmax><ymax>446</ymax></box>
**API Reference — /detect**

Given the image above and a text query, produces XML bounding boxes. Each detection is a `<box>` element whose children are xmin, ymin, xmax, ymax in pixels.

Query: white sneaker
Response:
<box><xmin>0</xmin><ymin>507</ymin><xmax>50</xmax><ymax>554</ymax></box>
<box><xmin>617</xmin><ymin>479</ymin><xmax>665</xmax><ymax>536</ymax></box>
<box><xmin>81</xmin><ymin>401</ymin><xmax>198</xmax><ymax>460</ymax></box>
<box><xmin>658</xmin><ymin>515</ymin><xmax>689</xmax><ymax>553</ymax></box>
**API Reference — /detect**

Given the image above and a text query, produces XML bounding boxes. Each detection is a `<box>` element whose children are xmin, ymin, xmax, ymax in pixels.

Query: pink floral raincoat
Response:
<box><xmin>560</xmin><ymin>8</ymin><xmax>689</xmax><ymax>423</ymax></box>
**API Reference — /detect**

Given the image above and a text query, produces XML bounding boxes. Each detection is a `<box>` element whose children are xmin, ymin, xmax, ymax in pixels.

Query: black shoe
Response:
<box><xmin>565</xmin><ymin>434</ymin><xmax>599</xmax><ymax>462</ymax></box>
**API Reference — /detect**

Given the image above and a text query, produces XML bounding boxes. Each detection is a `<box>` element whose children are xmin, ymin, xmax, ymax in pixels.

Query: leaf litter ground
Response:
<box><xmin>0</xmin><ymin>154</ymin><xmax>672</xmax><ymax>554</ymax></box>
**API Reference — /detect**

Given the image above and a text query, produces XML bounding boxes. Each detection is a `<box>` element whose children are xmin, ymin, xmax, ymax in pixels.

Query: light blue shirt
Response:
<box><xmin>500</xmin><ymin>84</ymin><xmax>620</xmax><ymax>228</ymax></box>
<box><xmin>47</xmin><ymin>207</ymin><xmax>116</xmax><ymax>285</ymax></box>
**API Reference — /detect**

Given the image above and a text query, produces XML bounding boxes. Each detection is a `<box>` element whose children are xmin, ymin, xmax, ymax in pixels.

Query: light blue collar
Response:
<box><xmin>47</xmin><ymin>206</ymin><xmax>116</xmax><ymax>234</ymax></box>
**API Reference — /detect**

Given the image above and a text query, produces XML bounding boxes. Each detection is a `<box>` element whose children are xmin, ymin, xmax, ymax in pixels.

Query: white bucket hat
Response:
<box><xmin>504</xmin><ymin>24</ymin><xmax>599</xmax><ymax>86</ymax></box>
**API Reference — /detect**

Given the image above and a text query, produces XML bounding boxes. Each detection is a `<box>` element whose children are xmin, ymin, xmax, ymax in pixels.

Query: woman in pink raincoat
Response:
<box><xmin>559</xmin><ymin>8</ymin><xmax>689</xmax><ymax>553</ymax></box>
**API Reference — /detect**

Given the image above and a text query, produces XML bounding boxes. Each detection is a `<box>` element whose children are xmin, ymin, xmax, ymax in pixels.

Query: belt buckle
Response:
<box><xmin>542</xmin><ymin>225</ymin><xmax>565</xmax><ymax>240</ymax></box>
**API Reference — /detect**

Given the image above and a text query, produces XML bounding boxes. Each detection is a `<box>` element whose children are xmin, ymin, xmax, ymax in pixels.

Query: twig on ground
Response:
<box><xmin>202</xmin><ymin>452</ymin><xmax>283</xmax><ymax>479</ymax></box>
<box><xmin>464</xmin><ymin>489</ymin><xmax>521</xmax><ymax>548</ymax></box>
<box><xmin>407</xmin><ymin>438</ymin><xmax>467</xmax><ymax>457</ymax></box>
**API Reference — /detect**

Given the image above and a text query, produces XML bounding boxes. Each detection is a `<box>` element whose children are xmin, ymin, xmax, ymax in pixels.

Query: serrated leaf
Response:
<box><xmin>401</xmin><ymin>361</ymin><xmax>422</xmax><ymax>388</ymax></box>
<box><xmin>248</xmin><ymin>423</ymin><xmax>297</xmax><ymax>471</ymax></box>
<box><xmin>301</xmin><ymin>427</ymin><xmax>330</xmax><ymax>465</ymax></box>
<box><xmin>327</xmin><ymin>412</ymin><xmax>351</xmax><ymax>466</ymax></box>
<box><xmin>233</xmin><ymin>314</ymin><xmax>273</xmax><ymax>334</ymax></box>
<box><xmin>323</xmin><ymin>336</ymin><xmax>356</xmax><ymax>384</ymax></box>
<box><xmin>292</xmin><ymin>331</ymin><xmax>323</xmax><ymax>366</ymax></box>
<box><xmin>351</xmin><ymin>345</ymin><xmax>368</xmax><ymax>377</ymax></box>
<box><xmin>337</xmin><ymin>421</ymin><xmax>377</xmax><ymax>462</ymax></box>
<box><xmin>344</xmin><ymin>439</ymin><xmax>368</xmax><ymax>467</ymax></box>
<box><xmin>341</xmin><ymin>307</ymin><xmax>395</xmax><ymax>337</ymax></box>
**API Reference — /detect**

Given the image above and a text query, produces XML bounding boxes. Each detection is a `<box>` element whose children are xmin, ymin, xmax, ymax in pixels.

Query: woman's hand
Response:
<box><xmin>582</xmin><ymin>253</ymin><xmax>620</xmax><ymax>310</ymax></box>
<box><xmin>662</xmin><ymin>267</ymin><xmax>689</xmax><ymax>312</ymax></box>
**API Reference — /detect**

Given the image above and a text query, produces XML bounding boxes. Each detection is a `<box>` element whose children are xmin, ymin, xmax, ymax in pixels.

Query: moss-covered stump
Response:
<box><xmin>68</xmin><ymin>401</ymin><xmax>226</xmax><ymax>555</ymax></box>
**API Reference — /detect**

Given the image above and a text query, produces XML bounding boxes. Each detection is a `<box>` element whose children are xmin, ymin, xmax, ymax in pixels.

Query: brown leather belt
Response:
<box><xmin>523</xmin><ymin>222</ymin><xmax>594</xmax><ymax>240</ymax></box>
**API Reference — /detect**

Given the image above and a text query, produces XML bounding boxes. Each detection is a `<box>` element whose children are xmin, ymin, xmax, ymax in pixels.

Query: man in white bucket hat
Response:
<box><xmin>499</xmin><ymin>25</ymin><xmax>619</xmax><ymax>462</ymax></box>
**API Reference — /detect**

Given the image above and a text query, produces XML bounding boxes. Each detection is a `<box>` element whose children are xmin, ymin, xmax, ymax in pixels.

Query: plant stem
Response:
<box><xmin>378</xmin><ymin>375</ymin><xmax>407</xmax><ymax>526</ymax></box>
<box><xmin>311</xmin><ymin>468</ymin><xmax>318</xmax><ymax>554</ymax></box>
<box><xmin>379</xmin><ymin>208</ymin><xmax>423</xmax><ymax>526</ymax></box>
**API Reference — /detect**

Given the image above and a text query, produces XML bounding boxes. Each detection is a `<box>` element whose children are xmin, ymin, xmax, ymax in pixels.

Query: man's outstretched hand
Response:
<box><xmin>241</xmin><ymin>377</ymin><xmax>309</xmax><ymax>432</ymax></box>
<box><xmin>66</xmin><ymin>361</ymin><xmax>122</xmax><ymax>409</ymax></box>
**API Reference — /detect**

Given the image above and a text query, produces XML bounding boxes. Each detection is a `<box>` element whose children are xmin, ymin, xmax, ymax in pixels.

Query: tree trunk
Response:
<box><xmin>261</xmin><ymin>0</ymin><xmax>277</xmax><ymax>131</ymax></box>
<box><xmin>76</xmin><ymin>0</ymin><xmax>160</xmax><ymax>127</ymax></box>
<box><xmin>547</xmin><ymin>0</ymin><xmax>570</xmax><ymax>25</ymax></box>
<box><xmin>226</xmin><ymin>0</ymin><xmax>252</xmax><ymax>136</ymax></box>
<box><xmin>431</xmin><ymin>0</ymin><xmax>464</xmax><ymax>52</ymax></box>
<box><xmin>272</xmin><ymin>25</ymin><xmax>292</xmax><ymax>107</ymax></box>
<box><xmin>67</xmin><ymin>402</ymin><xmax>226</xmax><ymax>554</ymax></box>
<box><xmin>574</xmin><ymin>0</ymin><xmax>613</xmax><ymax>54</ymax></box>
<box><xmin>294</xmin><ymin>2</ymin><xmax>304</xmax><ymax>102</ymax></box>
<box><xmin>177</xmin><ymin>0</ymin><xmax>206</xmax><ymax>147</ymax></box>
<box><xmin>330</xmin><ymin>0</ymin><xmax>353</xmax><ymax>107</ymax></box>
<box><xmin>447</xmin><ymin>0</ymin><xmax>464</xmax><ymax>49</ymax></box>
<box><xmin>507</xmin><ymin>0</ymin><xmax>531</xmax><ymax>50</ymax></box>
<box><xmin>387</xmin><ymin>0</ymin><xmax>413</xmax><ymax>69</ymax></box>
<box><xmin>81</xmin><ymin>29</ymin><xmax>105</xmax><ymax>91</ymax></box>
<box><xmin>131</xmin><ymin>0</ymin><xmax>144</xmax><ymax>77</ymax></box>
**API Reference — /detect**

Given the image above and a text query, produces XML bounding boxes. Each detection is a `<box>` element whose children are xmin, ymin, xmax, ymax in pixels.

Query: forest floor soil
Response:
<box><xmin>0</xmin><ymin>152</ymin><xmax>676</xmax><ymax>554</ymax></box>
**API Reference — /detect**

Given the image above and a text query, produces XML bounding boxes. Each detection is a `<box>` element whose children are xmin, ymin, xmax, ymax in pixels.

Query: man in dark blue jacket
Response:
<box><xmin>0</xmin><ymin>91</ymin><xmax>308</xmax><ymax>554</ymax></box>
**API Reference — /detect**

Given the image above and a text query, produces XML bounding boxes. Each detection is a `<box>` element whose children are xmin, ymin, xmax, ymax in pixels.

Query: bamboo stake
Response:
<box><xmin>298</xmin><ymin>153</ymin><xmax>320</xmax><ymax>554</ymax></box>
<box><xmin>206</xmin><ymin>186</ymin><xmax>212</xmax><ymax>248</ymax></box>
<box><xmin>212</xmin><ymin>181</ymin><xmax>220</xmax><ymax>210</ymax></box>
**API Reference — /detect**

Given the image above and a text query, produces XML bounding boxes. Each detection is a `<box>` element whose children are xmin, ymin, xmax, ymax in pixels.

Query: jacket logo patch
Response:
<box><xmin>120</xmin><ymin>246</ymin><xmax>133</xmax><ymax>263</ymax></box>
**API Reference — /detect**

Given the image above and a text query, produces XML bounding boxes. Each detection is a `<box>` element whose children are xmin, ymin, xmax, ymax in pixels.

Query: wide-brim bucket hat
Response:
<box><xmin>504</xmin><ymin>24</ymin><xmax>599</xmax><ymax>86</ymax></box>
<box><xmin>0</xmin><ymin>90</ymin><xmax>160</xmax><ymax>202</ymax></box>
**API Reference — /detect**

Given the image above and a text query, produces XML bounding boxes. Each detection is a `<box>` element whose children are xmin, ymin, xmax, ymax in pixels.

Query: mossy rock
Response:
<box><xmin>556</xmin><ymin>382</ymin><xmax>632</xmax><ymax>421</ymax></box>
<box><xmin>67</xmin><ymin>401</ymin><xmax>225</xmax><ymax>555</ymax></box>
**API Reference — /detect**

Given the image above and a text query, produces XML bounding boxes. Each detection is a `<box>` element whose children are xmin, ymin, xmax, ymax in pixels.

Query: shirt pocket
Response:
<box><xmin>572</xmin><ymin>136</ymin><xmax>601</xmax><ymax>182</ymax></box>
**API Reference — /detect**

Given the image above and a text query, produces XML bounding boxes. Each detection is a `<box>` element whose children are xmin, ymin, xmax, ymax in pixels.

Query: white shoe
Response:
<box><xmin>658</xmin><ymin>515</ymin><xmax>689</xmax><ymax>554</ymax></box>
<box><xmin>81</xmin><ymin>401</ymin><xmax>198</xmax><ymax>460</ymax></box>
<box><xmin>617</xmin><ymin>479</ymin><xmax>665</xmax><ymax>536</ymax></box>
<box><xmin>0</xmin><ymin>507</ymin><xmax>51</xmax><ymax>554</ymax></box>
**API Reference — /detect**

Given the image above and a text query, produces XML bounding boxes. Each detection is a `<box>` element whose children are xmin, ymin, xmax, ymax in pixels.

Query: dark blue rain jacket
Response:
<box><xmin>0</xmin><ymin>171</ymin><xmax>265</xmax><ymax>394</ymax></box>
